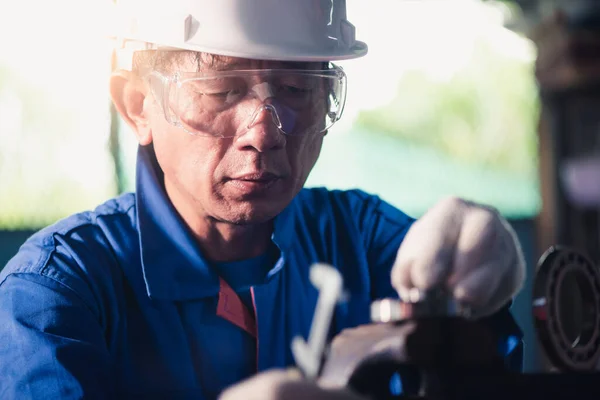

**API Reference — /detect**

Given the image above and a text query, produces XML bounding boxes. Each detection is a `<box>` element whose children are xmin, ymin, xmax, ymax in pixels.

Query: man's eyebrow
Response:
<box><xmin>211</xmin><ymin>60</ymin><xmax>245</xmax><ymax>71</ymax></box>
<box><xmin>197</xmin><ymin>55</ymin><xmax>246</xmax><ymax>71</ymax></box>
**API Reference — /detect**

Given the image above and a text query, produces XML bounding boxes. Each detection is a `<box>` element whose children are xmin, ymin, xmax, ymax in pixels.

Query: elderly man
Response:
<box><xmin>0</xmin><ymin>1</ymin><xmax>525</xmax><ymax>399</ymax></box>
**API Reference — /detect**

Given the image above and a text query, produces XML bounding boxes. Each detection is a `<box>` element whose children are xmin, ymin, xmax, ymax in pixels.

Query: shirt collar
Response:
<box><xmin>135</xmin><ymin>145</ymin><xmax>296</xmax><ymax>301</ymax></box>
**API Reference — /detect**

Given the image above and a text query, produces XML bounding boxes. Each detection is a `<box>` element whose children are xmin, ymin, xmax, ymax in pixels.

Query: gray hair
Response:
<box><xmin>131</xmin><ymin>50</ymin><xmax>232</xmax><ymax>75</ymax></box>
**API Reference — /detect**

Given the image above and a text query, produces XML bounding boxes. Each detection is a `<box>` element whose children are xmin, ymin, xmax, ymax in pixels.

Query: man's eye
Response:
<box><xmin>279</xmin><ymin>85</ymin><xmax>311</xmax><ymax>96</ymax></box>
<box><xmin>204</xmin><ymin>89</ymin><xmax>243</xmax><ymax>98</ymax></box>
<box><xmin>285</xmin><ymin>85</ymin><xmax>308</xmax><ymax>92</ymax></box>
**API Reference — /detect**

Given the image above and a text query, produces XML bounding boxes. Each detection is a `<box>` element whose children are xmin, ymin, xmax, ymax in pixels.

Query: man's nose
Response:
<box><xmin>247</xmin><ymin>104</ymin><xmax>285</xmax><ymax>132</ymax></box>
<box><xmin>234</xmin><ymin>104</ymin><xmax>287</xmax><ymax>152</ymax></box>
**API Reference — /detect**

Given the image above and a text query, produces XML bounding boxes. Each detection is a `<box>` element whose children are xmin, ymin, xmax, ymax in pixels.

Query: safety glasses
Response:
<box><xmin>147</xmin><ymin>65</ymin><xmax>347</xmax><ymax>138</ymax></box>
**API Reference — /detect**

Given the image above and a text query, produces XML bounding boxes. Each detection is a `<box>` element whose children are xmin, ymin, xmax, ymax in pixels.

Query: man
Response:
<box><xmin>0</xmin><ymin>1</ymin><xmax>525</xmax><ymax>399</ymax></box>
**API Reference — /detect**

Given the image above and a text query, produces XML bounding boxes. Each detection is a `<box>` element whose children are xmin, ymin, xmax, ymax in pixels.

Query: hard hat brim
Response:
<box><xmin>122</xmin><ymin>36</ymin><xmax>368</xmax><ymax>62</ymax></box>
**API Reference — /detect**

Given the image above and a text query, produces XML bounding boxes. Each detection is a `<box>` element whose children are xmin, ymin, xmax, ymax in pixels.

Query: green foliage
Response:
<box><xmin>0</xmin><ymin>65</ymin><xmax>116</xmax><ymax>229</ymax></box>
<box><xmin>356</xmin><ymin>37</ymin><xmax>540</xmax><ymax>178</ymax></box>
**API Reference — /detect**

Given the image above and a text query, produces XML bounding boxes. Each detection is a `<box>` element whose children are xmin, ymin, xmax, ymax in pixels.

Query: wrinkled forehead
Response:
<box><xmin>134</xmin><ymin>50</ymin><xmax>327</xmax><ymax>74</ymax></box>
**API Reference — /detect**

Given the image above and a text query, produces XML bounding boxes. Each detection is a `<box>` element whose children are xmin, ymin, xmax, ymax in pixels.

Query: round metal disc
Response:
<box><xmin>533</xmin><ymin>246</ymin><xmax>600</xmax><ymax>371</ymax></box>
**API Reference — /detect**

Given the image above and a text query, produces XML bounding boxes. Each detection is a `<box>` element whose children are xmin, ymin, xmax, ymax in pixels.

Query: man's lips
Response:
<box><xmin>228</xmin><ymin>172</ymin><xmax>282</xmax><ymax>182</ymax></box>
<box><xmin>225</xmin><ymin>172</ymin><xmax>284</xmax><ymax>194</ymax></box>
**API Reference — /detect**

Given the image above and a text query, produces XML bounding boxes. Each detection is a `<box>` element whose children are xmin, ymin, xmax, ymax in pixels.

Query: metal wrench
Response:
<box><xmin>291</xmin><ymin>263</ymin><xmax>344</xmax><ymax>379</ymax></box>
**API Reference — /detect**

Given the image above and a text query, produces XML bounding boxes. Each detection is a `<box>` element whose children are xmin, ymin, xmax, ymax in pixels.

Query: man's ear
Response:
<box><xmin>110</xmin><ymin>70</ymin><xmax>153</xmax><ymax>146</ymax></box>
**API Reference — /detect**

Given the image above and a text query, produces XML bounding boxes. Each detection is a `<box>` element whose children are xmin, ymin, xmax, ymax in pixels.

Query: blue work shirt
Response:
<box><xmin>0</xmin><ymin>145</ymin><xmax>523</xmax><ymax>399</ymax></box>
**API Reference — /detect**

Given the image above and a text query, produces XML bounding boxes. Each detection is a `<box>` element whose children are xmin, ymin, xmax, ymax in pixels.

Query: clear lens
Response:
<box><xmin>150</xmin><ymin>66</ymin><xmax>347</xmax><ymax>137</ymax></box>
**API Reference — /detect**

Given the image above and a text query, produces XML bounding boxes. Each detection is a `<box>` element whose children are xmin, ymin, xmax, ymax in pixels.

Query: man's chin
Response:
<box><xmin>219</xmin><ymin>199</ymin><xmax>289</xmax><ymax>226</ymax></box>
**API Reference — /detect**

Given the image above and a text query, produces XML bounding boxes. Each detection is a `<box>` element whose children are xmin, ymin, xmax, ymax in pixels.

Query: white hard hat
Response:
<box><xmin>112</xmin><ymin>0</ymin><xmax>368</xmax><ymax>62</ymax></box>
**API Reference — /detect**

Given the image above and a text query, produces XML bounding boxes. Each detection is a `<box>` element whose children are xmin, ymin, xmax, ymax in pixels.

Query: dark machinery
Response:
<box><xmin>295</xmin><ymin>247</ymin><xmax>600</xmax><ymax>399</ymax></box>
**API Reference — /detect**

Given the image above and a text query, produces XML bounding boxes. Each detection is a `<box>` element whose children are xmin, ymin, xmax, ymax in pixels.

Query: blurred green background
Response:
<box><xmin>0</xmin><ymin>0</ymin><xmax>540</xmax><ymax>230</ymax></box>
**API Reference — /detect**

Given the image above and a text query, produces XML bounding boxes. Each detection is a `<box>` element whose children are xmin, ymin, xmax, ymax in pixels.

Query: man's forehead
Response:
<box><xmin>176</xmin><ymin>51</ymin><xmax>324</xmax><ymax>71</ymax></box>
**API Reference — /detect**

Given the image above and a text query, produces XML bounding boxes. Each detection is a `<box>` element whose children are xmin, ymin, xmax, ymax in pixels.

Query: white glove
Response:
<box><xmin>218</xmin><ymin>369</ymin><xmax>366</xmax><ymax>400</ymax></box>
<box><xmin>391</xmin><ymin>197</ymin><xmax>526</xmax><ymax>318</ymax></box>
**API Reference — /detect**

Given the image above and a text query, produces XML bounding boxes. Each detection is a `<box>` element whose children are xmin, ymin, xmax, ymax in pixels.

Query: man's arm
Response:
<box><xmin>0</xmin><ymin>272</ymin><xmax>115</xmax><ymax>399</ymax></box>
<box><xmin>219</xmin><ymin>370</ymin><xmax>367</xmax><ymax>400</ymax></box>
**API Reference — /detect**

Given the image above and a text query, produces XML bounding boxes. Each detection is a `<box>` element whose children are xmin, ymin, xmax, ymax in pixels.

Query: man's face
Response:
<box><xmin>144</xmin><ymin>53</ymin><xmax>327</xmax><ymax>225</ymax></box>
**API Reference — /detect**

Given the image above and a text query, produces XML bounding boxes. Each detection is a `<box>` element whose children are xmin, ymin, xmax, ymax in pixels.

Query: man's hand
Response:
<box><xmin>391</xmin><ymin>197</ymin><xmax>526</xmax><ymax>318</ymax></box>
<box><xmin>219</xmin><ymin>369</ymin><xmax>366</xmax><ymax>400</ymax></box>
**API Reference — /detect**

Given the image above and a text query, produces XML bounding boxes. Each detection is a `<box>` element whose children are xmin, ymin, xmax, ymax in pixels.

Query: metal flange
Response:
<box><xmin>533</xmin><ymin>246</ymin><xmax>600</xmax><ymax>371</ymax></box>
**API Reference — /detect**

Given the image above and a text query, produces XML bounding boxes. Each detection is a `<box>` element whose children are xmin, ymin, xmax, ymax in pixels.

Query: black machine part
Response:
<box><xmin>318</xmin><ymin>318</ymin><xmax>506</xmax><ymax>399</ymax></box>
<box><xmin>315</xmin><ymin>246</ymin><xmax>600</xmax><ymax>399</ymax></box>
<box><xmin>533</xmin><ymin>246</ymin><xmax>600</xmax><ymax>371</ymax></box>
